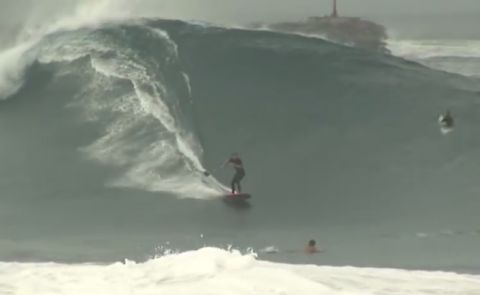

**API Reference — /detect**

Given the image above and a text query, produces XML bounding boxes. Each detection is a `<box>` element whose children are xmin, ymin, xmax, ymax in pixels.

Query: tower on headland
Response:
<box><xmin>332</xmin><ymin>0</ymin><xmax>338</xmax><ymax>17</ymax></box>
<box><xmin>254</xmin><ymin>0</ymin><xmax>390</xmax><ymax>53</ymax></box>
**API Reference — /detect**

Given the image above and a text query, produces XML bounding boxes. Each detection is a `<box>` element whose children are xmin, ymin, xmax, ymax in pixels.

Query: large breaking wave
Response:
<box><xmin>2</xmin><ymin>16</ymin><xmax>480</xmax><ymax>219</ymax></box>
<box><xmin>0</xmin><ymin>21</ymin><xmax>227</xmax><ymax>199</ymax></box>
<box><xmin>1</xmin><ymin>11</ymin><xmax>480</xmax><ymax>274</ymax></box>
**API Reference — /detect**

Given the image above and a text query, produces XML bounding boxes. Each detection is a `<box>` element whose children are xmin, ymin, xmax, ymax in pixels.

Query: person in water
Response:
<box><xmin>304</xmin><ymin>239</ymin><xmax>320</xmax><ymax>254</ymax></box>
<box><xmin>439</xmin><ymin>110</ymin><xmax>454</xmax><ymax>128</ymax></box>
<box><xmin>224</xmin><ymin>153</ymin><xmax>245</xmax><ymax>194</ymax></box>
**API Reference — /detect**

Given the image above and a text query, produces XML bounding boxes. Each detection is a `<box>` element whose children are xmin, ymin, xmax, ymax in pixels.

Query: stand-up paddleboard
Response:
<box><xmin>222</xmin><ymin>192</ymin><xmax>251</xmax><ymax>201</ymax></box>
<box><xmin>222</xmin><ymin>192</ymin><xmax>252</xmax><ymax>209</ymax></box>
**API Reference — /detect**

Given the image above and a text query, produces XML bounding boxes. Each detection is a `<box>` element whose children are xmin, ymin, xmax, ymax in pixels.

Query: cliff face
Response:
<box><xmin>254</xmin><ymin>16</ymin><xmax>389</xmax><ymax>54</ymax></box>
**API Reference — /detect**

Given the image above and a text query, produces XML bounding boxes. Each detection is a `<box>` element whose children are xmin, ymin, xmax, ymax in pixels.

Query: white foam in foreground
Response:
<box><xmin>0</xmin><ymin>247</ymin><xmax>478</xmax><ymax>295</ymax></box>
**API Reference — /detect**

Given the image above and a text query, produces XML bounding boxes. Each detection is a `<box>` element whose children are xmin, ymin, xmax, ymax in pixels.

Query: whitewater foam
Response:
<box><xmin>81</xmin><ymin>29</ymin><xmax>224</xmax><ymax>197</ymax></box>
<box><xmin>388</xmin><ymin>39</ymin><xmax>480</xmax><ymax>59</ymax></box>
<box><xmin>0</xmin><ymin>0</ymin><xmax>132</xmax><ymax>101</ymax></box>
<box><xmin>19</xmin><ymin>0</ymin><xmax>132</xmax><ymax>42</ymax></box>
<box><xmin>388</xmin><ymin>39</ymin><xmax>480</xmax><ymax>77</ymax></box>
<box><xmin>0</xmin><ymin>42</ymin><xmax>37</xmax><ymax>101</ymax></box>
<box><xmin>0</xmin><ymin>247</ymin><xmax>478</xmax><ymax>295</ymax></box>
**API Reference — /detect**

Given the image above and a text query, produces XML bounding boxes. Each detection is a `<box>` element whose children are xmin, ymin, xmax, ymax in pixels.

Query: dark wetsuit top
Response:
<box><xmin>228</xmin><ymin>158</ymin><xmax>245</xmax><ymax>174</ymax></box>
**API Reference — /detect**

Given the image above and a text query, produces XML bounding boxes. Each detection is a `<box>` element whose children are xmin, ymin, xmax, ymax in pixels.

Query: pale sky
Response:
<box><xmin>149</xmin><ymin>0</ymin><xmax>480</xmax><ymax>22</ymax></box>
<box><xmin>1</xmin><ymin>0</ymin><xmax>480</xmax><ymax>24</ymax></box>
<box><xmin>1</xmin><ymin>0</ymin><xmax>480</xmax><ymax>39</ymax></box>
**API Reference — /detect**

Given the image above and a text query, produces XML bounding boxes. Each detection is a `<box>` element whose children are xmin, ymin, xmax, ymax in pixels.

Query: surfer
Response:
<box><xmin>224</xmin><ymin>153</ymin><xmax>245</xmax><ymax>194</ymax></box>
<box><xmin>304</xmin><ymin>239</ymin><xmax>320</xmax><ymax>254</ymax></box>
<box><xmin>439</xmin><ymin>110</ymin><xmax>454</xmax><ymax>128</ymax></box>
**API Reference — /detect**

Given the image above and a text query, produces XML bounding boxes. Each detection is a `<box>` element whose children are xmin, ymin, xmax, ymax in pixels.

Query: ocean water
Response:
<box><xmin>0</xmin><ymin>4</ymin><xmax>480</xmax><ymax>294</ymax></box>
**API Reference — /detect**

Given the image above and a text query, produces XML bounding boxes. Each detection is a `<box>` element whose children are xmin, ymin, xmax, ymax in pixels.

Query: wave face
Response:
<box><xmin>0</xmin><ymin>19</ymin><xmax>480</xmax><ymax>270</ymax></box>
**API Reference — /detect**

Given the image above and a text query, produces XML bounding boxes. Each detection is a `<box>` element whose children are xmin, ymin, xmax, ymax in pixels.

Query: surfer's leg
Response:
<box><xmin>230</xmin><ymin>178</ymin><xmax>236</xmax><ymax>194</ymax></box>
<box><xmin>231</xmin><ymin>172</ymin><xmax>241</xmax><ymax>193</ymax></box>
<box><xmin>236</xmin><ymin>172</ymin><xmax>245</xmax><ymax>193</ymax></box>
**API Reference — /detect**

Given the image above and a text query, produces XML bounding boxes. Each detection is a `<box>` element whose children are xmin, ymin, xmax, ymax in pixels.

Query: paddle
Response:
<box><xmin>204</xmin><ymin>160</ymin><xmax>228</xmax><ymax>176</ymax></box>
<box><xmin>203</xmin><ymin>166</ymin><xmax>221</xmax><ymax>177</ymax></box>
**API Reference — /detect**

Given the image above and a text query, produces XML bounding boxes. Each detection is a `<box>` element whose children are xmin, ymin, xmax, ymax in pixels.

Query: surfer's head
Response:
<box><xmin>231</xmin><ymin>152</ymin><xmax>239</xmax><ymax>158</ymax></box>
<box><xmin>305</xmin><ymin>239</ymin><xmax>318</xmax><ymax>254</ymax></box>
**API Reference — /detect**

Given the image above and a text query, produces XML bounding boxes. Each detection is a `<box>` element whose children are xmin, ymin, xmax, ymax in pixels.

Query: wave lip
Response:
<box><xmin>0</xmin><ymin>0</ymin><xmax>133</xmax><ymax>101</ymax></box>
<box><xmin>0</xmin><ymin>42</ymin><xmax>38</xmax><ymax>101</ymax></box>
